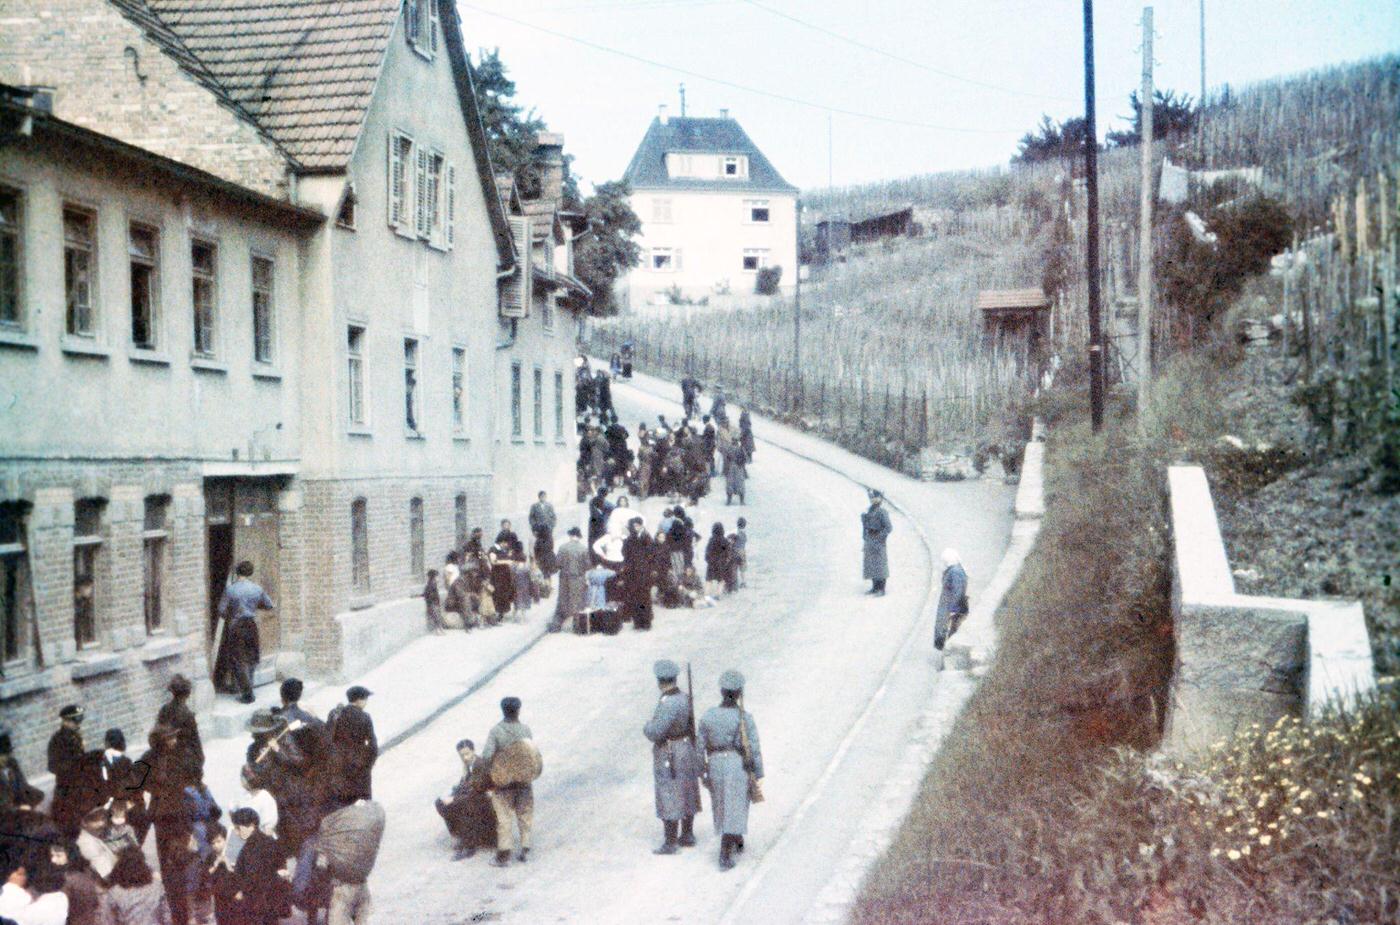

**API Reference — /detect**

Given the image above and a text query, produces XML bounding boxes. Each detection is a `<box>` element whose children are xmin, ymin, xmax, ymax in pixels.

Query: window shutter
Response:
<box><xmin>446</xmin><ymin>163</ymin><xmax>456</xmax><ymax>248</ymax></box>
<box><xmin>405</xmin><ymin>0</ymin><xmax>417</xmax><ymax>47</ymax></box>
<box><xmin>415</xmin><ymin>147</ymin><xmax>429</xmax><ymax>238</ymax></box>
<box><xmin>388</xmin><ymin>133</ymin><xmax>402</xmax><ymax>226</ymax></box>
<box><xmin>429</xmin><ymin>0</ymin><xmax>440</xmax><ymax>54</ymax></box>
<box><xmin>501</xmin><ymin>217</ymin><xmax>530</xmax><ymax>318</ymax></box>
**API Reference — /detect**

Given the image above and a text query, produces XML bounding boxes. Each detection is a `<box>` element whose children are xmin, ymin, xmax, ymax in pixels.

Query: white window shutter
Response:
<box><xmin>405</xmin><ymin>0</ymin><xmax>417</xmax><ymax>47</ymax></box>
<box><xmin>388</xmin><ymin>132</ymin><xmax>402</xmax><ymax>227</ymax></box>
<box><xmin>429</xmin><ymin>0</ymin><xmax>440</xmax><ymax>54</ymax></box>
<box><xmin>446</xmin><ymin>164</ymin><xmax>456</xmax><ymax>248</ymax></box>
<box><xmin>415</xmin><ymin>147</ymin><xmax>429</xmax><ymax>238</ymax></box>
<box><xmin>501</xmin><ymin>217</ymin><xmax>530</xmax><ymax>318</ymax></box>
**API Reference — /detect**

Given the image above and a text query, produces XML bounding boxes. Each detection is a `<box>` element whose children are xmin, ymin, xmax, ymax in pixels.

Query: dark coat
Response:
<box><xmin>435</xmin><ymin>759</ymin><xmax>494</xmax><ymax>848</ymax></box>
<box><xmin>48</xmin><ymin>725</ymin><xmax>99</xmax><ymax>833</ymax></box>
<box><xmin>933</xmin><ymin>563</ymin><xmax>970</xmax><ymax>649</ymax></box>
<box><xmin>553</xmin><ymin>539</ymin><xmax>590</xmax><ymax>625</ymax></box>
<box><xmin>621</xmin><ymin>533</ymin><xmax>655</xmax><ymax>629</ymax></box>
<box><xmin>248</xmin><ymin>729</ymin><xmax>322</xmax><ymax>850</ymax></box>
<box><xmin>327</xmin><ymin>704</ymin><xmax>378</xmax><ymax>803</ymax></box>
<box><xmin>233</xmin><ymin>828</ymin><xmax>285</xmax><ymax>923</ymax></box>
<box><xmin>99</xmin><ymin>752</ymin><xmax>150</xmax><ymax>840</ymax></box>
<box><xmin>861</xmin><ymin>504</ymin><xmax>893</xmax><ymax>581</ymax></box>
<box><xmin>156</xmin><ymin>698</ymin><xmax>205</xmax><ymax>777</ymax></box>
<box><xmin>705</xmin><ymin>535</ymin><xmax>732</xmax><ymax>584</ymax></box>
<box><xmin>0</xmin><ymin>754</ymin><xmax>42</xmax><ymax>811</ymax></box>
<box><xmin>138</xmin><ymin>743</ymin><xmax>196</xmax><ymax>825</ymax></box>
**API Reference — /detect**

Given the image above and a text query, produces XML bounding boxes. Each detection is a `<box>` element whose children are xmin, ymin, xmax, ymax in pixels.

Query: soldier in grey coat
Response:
<box><xmin>698</xmin><ymin>669</ymin><xmax>763</xmax><ymax>871</ymax></box>
<box><xmin>643</xmin><ymin>660</ymin><xmax>701</xmax><ymax>855</ymax></box>
<box><xmin>860</xmin><ymin>490</ymin><xmax>893</xmax><ymax>596</ymax></box>
<box><xmin>550</xmin><ymin>528</ymin><xmax>591</xmax><ymax>632</ymax></box>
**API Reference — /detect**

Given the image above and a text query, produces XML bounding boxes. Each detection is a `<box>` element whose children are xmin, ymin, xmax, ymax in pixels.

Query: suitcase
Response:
<box><xmin>573</xmin><ymin>610</ymin><xmax>592</xmax><ymax>635</ymax></box>
<box><xmin>593</xmin><ymin>606</ymin><xmax>622</xmax><ymax>635</ymax></box>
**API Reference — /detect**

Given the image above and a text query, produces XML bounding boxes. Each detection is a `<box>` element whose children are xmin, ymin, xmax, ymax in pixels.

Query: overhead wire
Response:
<box><xmin>457</xmin><ymin>1</ymin><xmax>1023</xmax><ymax>134</ymax></box>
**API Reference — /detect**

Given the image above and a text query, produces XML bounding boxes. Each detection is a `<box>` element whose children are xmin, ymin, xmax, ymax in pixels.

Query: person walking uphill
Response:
<box><xmin>643</xmin><ymin>661</ymin><xmax>701</xmax><ymax>855</ymax></box>
<box><xmin>481</xmin><ymin>697</ymin><xmax>542</xmax><ymax>867</ymax></box>
<box><xmin>550</xmin><ymin>527</ymin><xmax>590</xmax><ymax>632</ymax></box>
<box><xmin>933</xmin><ymin>548</ymin><xmax>970</xmax><ymax>654</ymax></box>
<box><xmin>215</xmin><ymin>560</ymin><xmax>274</xmax><ymax>704</ymax></box>
<box><xmin>861</xmin><ymin>489</ymin><xmax>893</xmax><ymax>596</ymax></box>
<box><xmin>698</xmin><ymin>670</ymin><xmax>764</xmax><ymax>871</ymax></box>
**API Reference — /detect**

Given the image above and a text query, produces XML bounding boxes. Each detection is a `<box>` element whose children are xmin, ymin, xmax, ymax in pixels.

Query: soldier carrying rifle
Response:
<box><xmin>642</xmin><ymin>659</ymin><xmax>702</xmax><ymax>854</ymax></box>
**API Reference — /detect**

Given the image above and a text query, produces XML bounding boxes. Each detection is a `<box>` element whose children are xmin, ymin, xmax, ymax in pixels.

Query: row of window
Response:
<box><xmin>1</xmin><ymin>497</ymin><xmax>171</xmax><ymax>665</ymax></box>
<box><xmin>666</xmin><ymin>154</ymin><xmax>750</xmax><ymax>180</ymax></box>
<box><xmin>650</xmin><ymin>198</ymin><xmax>771</xmax><ymax>225</ymax></box>
<box><xmin>648</xmin><ymin>247</ymin><xmax>771</xmax><ymax>273</ymax></box>
<box><xmin>345</xmin><ymin>325</ymin><xmax>567</xmax><ymax>442</ymax></box>
<box><xmin>0</xmin><ymin>186</ymin><xmax>278</xmax><ymax>365</ymax></box>
<box><xmin>388</xmin><ymin>132</ymin><xmax>457</xmax><ymax>249</ymax></box>
<box><xmin>349</xmin><ymin>491</ymin><xmax>476</xmax><ymax>596</ymax></box>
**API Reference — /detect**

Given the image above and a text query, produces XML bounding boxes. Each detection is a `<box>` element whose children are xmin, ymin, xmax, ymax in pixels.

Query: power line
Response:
<box><xmin>458</xmin><ymin>1</ymin><xmax>1021</xmax><ymax>134</ymax></box>
<box><xmin>738</xmin><ymin>0</ymin><xmax>1073</xmax><ymax>103</ymax></box>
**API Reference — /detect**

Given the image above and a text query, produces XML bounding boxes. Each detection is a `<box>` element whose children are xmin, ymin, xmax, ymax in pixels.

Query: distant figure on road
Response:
<box><xmin>861</xmin><ymin>490</ymin><xmax>893</xmax><ymax>596</ymax></box>
<box><xmin>528</xmin><ymin>491</ymin><xmax>558</xmax><ymax>577</ymax></box>
<box><xmin>680</xmin><ymin>376</ymin><xmax>702</xmax><ymax>420</ymax></box>
<box><xmin>643</xmin><ymin>660</ymin><xmax>701</xmax><ymax>855</ymax></box>
<box><xmin>550</xmin><ymin>528</ymin><xmax>590</xmax><ymax>632</ymax></box>
<box><xmin>933</xmin><ymin>548</ymin><xmax>970</xmax><ymax>653</ymax></box>
<box><xmin>698</xmin><ymin>670</ymin><xmax>763</xmax><ymax>871</ymax></box>
<box><xmin>216</xmin><ymin>560</ymin><xmax>274</xmax><ymax>704</ymax></box>
<box><xmin>738</xmin><ymin>409</ymin><xmax>755</xmax><ymax>464</ymax></box>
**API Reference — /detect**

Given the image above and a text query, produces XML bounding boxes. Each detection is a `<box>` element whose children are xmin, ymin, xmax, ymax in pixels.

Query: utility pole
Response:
<box><xmin>1083</xmin><ymin>0</ymin><xmax>1105</xmax><ymax>431</ymax></box>
<box><xmin>1137</xmin><ymin>6</ymin><xmax>1154</xmax><ymax>429</ymax></box>
<box><xmin>1199</xmin><ymin>0</ymin><xmax>1206</xmax><ymax>103</ymax></box>
<box><xmin>793</xmin><ymin>197</ymin><xmax>802</xmax><ymax>409</ymax></box>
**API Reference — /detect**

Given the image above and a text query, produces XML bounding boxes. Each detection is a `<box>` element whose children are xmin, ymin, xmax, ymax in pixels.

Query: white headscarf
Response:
<box><xmin>941</xmin><ymin>548</ymin><xmax>962</xmax><ymax>569</ymax></box>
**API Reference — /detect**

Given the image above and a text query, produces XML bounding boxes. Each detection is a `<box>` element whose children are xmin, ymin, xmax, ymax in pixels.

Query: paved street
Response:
<box><xmin>354</xmin><ymin>379</ymin><xmax>1013</xmax><ymax>923</ymax></box>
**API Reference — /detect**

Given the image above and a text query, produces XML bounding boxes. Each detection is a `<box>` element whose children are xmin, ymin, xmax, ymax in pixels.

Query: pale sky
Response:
<box><xmin>454</xmin><ymin>0</ymin><xmax>1400</xmax><ymax>193</ymax></box>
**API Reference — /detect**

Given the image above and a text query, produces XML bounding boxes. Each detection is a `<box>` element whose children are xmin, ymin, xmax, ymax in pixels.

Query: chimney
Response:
<box><xmin>658</xmin><ymin>104</ymin><xmax>669</xmax><ymax>125</ymax></box>
<box><xmin>533</xmin><ymin>132</ymin><xmax>566</xmax><ymax>207</ymax></box>
<box><xmin>719</xmin><ymin>108</ymin><xmax>729</xmax><ymax>119</ymax></box>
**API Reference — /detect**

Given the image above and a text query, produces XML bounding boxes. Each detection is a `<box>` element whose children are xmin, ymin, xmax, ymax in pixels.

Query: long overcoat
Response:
<box><xmin>698</xmin><ymin>705</ymin><xmax>763</xmax><ymax>836</ymax></box>
<box><xmin>722</xmin><ymin>443</ymin><xmax>747</xmax><ymax>499</ymax></box>
<box><xmin>933</xmin><ymin>563</ymin><xmax>970</xmax><ymax>648</ymax></box>
<box><xmin>553</xmin><ymin>539</ymin><xmax>590</xmax><ymax>624</ymax></box>
<box><xmin>861</xmin><ymin>504</ymin><xmax>893</xmax><ymax>581</ymax></box>
<box><xmin>643</xmin><ymin>690</ymin><xmax>702</xmax><ymax>820</ymax></box>
<box><xmin>327</xmin><ymin>704</ymin><xmax>378</xmax><ymax>803</ymax></box>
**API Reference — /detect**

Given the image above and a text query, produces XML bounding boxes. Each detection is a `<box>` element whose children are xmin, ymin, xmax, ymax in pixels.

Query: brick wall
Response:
<box><xmin>0</xmin><ymin>0</ymin><xmax>291</xmax><ymax>198</ymax></box>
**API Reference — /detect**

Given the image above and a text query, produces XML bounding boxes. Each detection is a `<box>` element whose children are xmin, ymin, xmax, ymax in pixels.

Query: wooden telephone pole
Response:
<box><xmin>1083</xmin><ymin>0</ymin><xmax>1105</xmax><ymax>431</ymax></box>
<box><xmin>1137</xmin><ymin>6</ymin><xmax>1155</xmax><ymax>428</ymax></box>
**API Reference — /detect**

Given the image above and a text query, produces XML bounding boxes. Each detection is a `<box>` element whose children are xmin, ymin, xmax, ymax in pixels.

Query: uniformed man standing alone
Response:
<box><xmin>642</xmin><ymin>660</ymin><xmax>701</xmax><ymax>855</ymax></box>
<box><xmin>698</xmin><ymin>670</ymin><xmax>764</xmax><ymax>871</ymax></box>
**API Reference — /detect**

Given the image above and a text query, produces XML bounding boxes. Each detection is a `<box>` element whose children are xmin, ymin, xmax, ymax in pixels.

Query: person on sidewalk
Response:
<box><xmin>643</xmin><ymin>660</ymin><xmax>701</xmax><ymax>855</ymax></box>
<box><xmin>933</xmin><ymin>548</ymin><xmax>970</xmax><ymax>654</ymax></box>
<box><xmin>481</xmin><ymin>698</ymin><xmax>538</xmax><ymax>867</ymax></box>
<box><xmin>550</xmin><ymin>528</ymin><xmax>589</xmax><ymax>632</ymax></box>
<box><xmin>139</xmin><ymin>724</ymin><xmax>197</xmax><ymax>925</ymax></box>
<box><xmin>228</xmin><ymin>808</ymin><xmax>284</xmax><ymax>925</ymax></box>
<box><xmin>434</xmin><ymin>739</ymin><xmax>495</xmax><ymax>860</ymax></box>
<box><xmin>528</xmin><ymin>492</ymin><xmax>558</xmax><ymax>577</ymax></box>
<box><xmin>621</xmin><ymin>518</ymin><xmax>655</xmax><ymax>631</ymax></box>
<box><xmin>156</xmin><ymin>675</ymin><xmax>205</xmax><ymax>780</ymax></box>
<box><xmin>47</xmin><ymin>705</ymin><xmax>97</xmax><ymax>839</ymax></box>
<box><xmin>215</xmin><ymin>561</ymin><xmax>274</xmax><ymax>704</ymax></box>
<box><xmin>99</xmin><ymin>729</ymin><xmax>149</xmax><ymax>849</ymax></box>
<box><xmin>698</xmin><ymin>670</ymin><xmax>763</xmax><ymax>872</ymax></box>
<box><xmin>861</xmin><ymin>490</ymin><xmax>893</xmax><ymax>596</ymax></box>
<box><xmin>705</xmin><ymin>524</ymin><xmax>732</xmax><ymax>597</ymax></box>
<box><xmin>722</xmin><ymin>437</ymin><xmax>747</xmax><ymax>505</ymax></box>
<box><xmin>327</xmin><ymin>688</ymin><xmax>378</xmax><ymax>804</ymax></box>
<box><xmin>738</xmin><ymin>409</ymin><xmax>755</xmax><ymax>464</ymax></box>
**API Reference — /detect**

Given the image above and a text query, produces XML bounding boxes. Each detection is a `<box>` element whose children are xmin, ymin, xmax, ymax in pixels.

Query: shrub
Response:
<box><xmin>754</xmin><ymin>265</ymin><xmax>783</xmax><ymax>295</ymax></box>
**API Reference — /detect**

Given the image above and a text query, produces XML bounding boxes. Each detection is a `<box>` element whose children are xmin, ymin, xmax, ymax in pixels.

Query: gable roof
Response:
<box><xmin>622</xmin><ymin>116</ymin><xmax>798</xmax><ymax>194</ymax></box>
<box><xmin>114</xmin><ymin>0</ymin><xmax>514</xmax><ymax>269</ymax></box>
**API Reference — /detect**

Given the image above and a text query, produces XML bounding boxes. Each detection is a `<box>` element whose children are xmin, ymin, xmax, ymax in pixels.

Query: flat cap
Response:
<box><xmin>719</xmin><ymin>669</ymin><xmax>745</xmax><ymax>692</ymax></box>
<box><xmin>60</xmin><ymin>704</ymin><xmax>85</xmax><ymax>721</ymax></box>
<box><xmin>653</xmin><ymin>659</ymin><xmax>679</xmax><ymax>681</ymax></box>
<box><xmin>167</xmin><ymin>674</ymin><xmax>193</xmax><ymax>695</ymax></box>
<box><xmin>346</xmin><ymin>685</ymin><xmax>372</xmax><ymax>702</ymax></box>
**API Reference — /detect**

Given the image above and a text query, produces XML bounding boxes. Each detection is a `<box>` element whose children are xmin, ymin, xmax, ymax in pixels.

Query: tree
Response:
<box><xmin>1013</xmin><ymin>115</ymin><xmax>1093</xmax><ymax>165</ymax></box>
<box><xmin>1106</xmin><ymin>90</ymin><xmax>1197</xmax><ymax>148</ymax></box>
<box><xmin>473</xmin><ymin>48</ymin><xmax>579</xmax><ymax>205</ymax></box>
<box><xmin>573</xmin><ymin>181</ymin><xmax>642</xmax><ymax>315</ymax></box>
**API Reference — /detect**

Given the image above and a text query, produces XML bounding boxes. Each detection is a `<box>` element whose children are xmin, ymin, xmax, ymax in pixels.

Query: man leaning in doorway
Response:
<box><xmin>218</xmin><ymin>560</ymin><xmax>274</xmax><ymax>704</ymax></box>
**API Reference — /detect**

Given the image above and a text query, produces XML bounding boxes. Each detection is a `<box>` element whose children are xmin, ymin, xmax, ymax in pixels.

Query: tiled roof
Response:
<box><xmin>622</xmin><ymin>116</ymin><xmax>797</xmax><ymax>193</ymax></box>
<box><xmin>144</xmin><ymin>0</ymin><xmax>400</xmax><ymax>171</ymax></box>
<box><xmin>977</xmin><ymin>288</ymin><xmax>1050</xmax><ymax>311</ymax></box>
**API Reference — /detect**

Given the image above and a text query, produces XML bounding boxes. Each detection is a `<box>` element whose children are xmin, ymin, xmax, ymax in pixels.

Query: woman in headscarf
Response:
<box><xmin>933</xmin><ymin>548</ymin><xmax>969</xmax><ymax>651</ymax></box>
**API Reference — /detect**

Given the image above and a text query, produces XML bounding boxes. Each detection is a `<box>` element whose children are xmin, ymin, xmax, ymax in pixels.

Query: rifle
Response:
<box><xmin>687</xmin><ymin>661</ymin><xmax>702</xmax><ymax>810</ymax></box>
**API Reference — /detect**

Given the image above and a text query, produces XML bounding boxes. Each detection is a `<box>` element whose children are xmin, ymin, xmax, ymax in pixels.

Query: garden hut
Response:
<box><xmin>978</xmin><ymin>288</ymin><xmax>1051</xmax><ymax>389</ymax></box>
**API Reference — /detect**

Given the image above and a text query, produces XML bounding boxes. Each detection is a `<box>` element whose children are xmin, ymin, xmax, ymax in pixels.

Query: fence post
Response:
<box><xmin>900</xmin><ymin>381</ymin><xmax>908</xmax><ymax>445</ymax></box>
<box><xmin>920</xmin><ymin>387</ymin><xmax>928</xmax><ymax>446</ymax></box>
<box><xmin>883</xmin><ymin>383</ymin><xmax>891</xmax><ymax>441</ymax></box>
<box><xmin>837</xmin><ymin>382</ymin><xmax>844</xmax><ymax>431</ymax></box>
<box><xmin>859</xmin><ymin>379</ymin><xmax>866</xmax><ymax>429</ymax></box>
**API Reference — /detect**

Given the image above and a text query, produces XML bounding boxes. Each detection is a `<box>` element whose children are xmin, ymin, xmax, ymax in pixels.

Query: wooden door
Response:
<box><xmin>232</xmin><ymin>482</ymin><xmax>281</xmax><ymax>656</ymax></box>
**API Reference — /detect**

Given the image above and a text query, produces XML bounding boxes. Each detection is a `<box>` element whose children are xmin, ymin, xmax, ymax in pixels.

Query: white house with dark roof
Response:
<box><xmin>620</xmin><ymin>108</ymin><xmax>799</xmax><ymax>308</ymax></box>
<box><xmin>0</xmin><ymin>0</ymin><xmax>585</xmax><ymax>768</ymax></box>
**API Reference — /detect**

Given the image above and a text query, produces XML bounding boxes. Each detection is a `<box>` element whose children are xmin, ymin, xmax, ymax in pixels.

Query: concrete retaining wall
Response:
<box><xmin>1162</xmin><ymin>466</ymin><xmax>1376</xmax><ymax>754</ymax></box>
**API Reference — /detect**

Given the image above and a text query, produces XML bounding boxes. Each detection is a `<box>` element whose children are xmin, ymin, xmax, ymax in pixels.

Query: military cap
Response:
<box><xmin>501</xmin><ymin>696</ymin><xmax>522</xmax><ymax>715</ymax></box>
<box><xmin>346</xmin><ymin>685</ymin><xmax>372</xmax><ymax>702</ymax></box>
<box><xmin>167</xmin><ymin>674</ymin><xmax>193</xmax><ymax>695</ymax></box>
<box><xmin>247</xmin><ymin>710</ymin><xmax>285</xmax><ymax>735</ymax></box>
<box><xmin>60</xmin><ymin>704</ymin><xmax>85</xmax><ymax>721</ymax></box>
<box><xmin>653</xmin><ymin>659</ymin><xmax>679</xmax><ymax>681</ymax></box>
<box><xmin>719</xmin><ymin>669</ymin><xmax>745</xmax><ymax>692</ymax></box>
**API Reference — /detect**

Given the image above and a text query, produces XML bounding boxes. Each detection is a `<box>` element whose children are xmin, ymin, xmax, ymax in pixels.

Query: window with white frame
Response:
<box><xmin>651</xmin><ymin>247</ymin><xmax>679</xmax><ymax>272</ymax></box>
<box><xmin>510</xmin><ymin>361</ymin><xmax>522</xmax><ymax>438</ymax></box>
<box><xmin>252</xmin><ymin>255</ymin><xmax>275</xmax><ymax>364</ymax></box>
<box><xmin>0</xmin><ymin>187</ymin><xmax>23</xmax><ymax>329</ymax></box>
<box><xmin>741</xmin><ymin>248</ymin><xmax>770</xmax><ymax>272</ymax></box>
<box><xmin>64</xmin><ymin>206</ymin><xmax>97</xmax><ymax>337</ymax></box>
<box><xmin>554</xmin><ymin>369</ymin><xmax>564</xmax><ymax>440</ymax></box>
<box><xmin>73</xmin><ymin>498</ymin><xmax>105</xmax><ymax>649</ymax></box>
<box><xmin>388</xmin><ymin>132</ymin><xmax>414</xmax><ymax>231</ymax></box>
<box><xmin>722</xmin><ymin>155</ymin><xmax>748</xmax><ymax>178</ymax></box>
<box><xmin>451</xmin><ymin>347</ymin><xmax>466</xmax><ymax>433</ymax></box>
<box><xmin>191</xmin><ymin>239</ymin><xmax>218</xmax><ymax>357</ymax></box>
<box><xmin>405</xmin><ymin>0</ymin><xmax>439</xmax><ymax>57</ymax></box>
<box><xmin>347</xmin><ymin>325</ymin><xmax>367</xmax><ymax>427</ymax></box>
<box><xmin>142</xmin><ymin>496</ymin><xmax>170</xmax><ymax>635</ymax></box>
<box><xmin>404</xmin><ymin>338</ymin><xmax>421</xmax><ymax>433</ymax></box>
<box><xmin>533</xmin><ymin>367</ymin><xmax>544</xmax><ymax>439</ymax></box>
<box><xmin>745</xmin><ymin>199</ymin><xmax>770</xmax><ymax>223</ymax></box>
<box><xmin>129</xmin><ymin>223</ymin><xmax>160</xmax><ymax>350</ymax></box>
<box><xmin>651</xmin><ymin>198</ymin><xmax>673</xmax><ymax>223</ymax></box>
<box><xmin>1</xmin><ymin>502</ymin><xmax>32</xmax><ymax>664</ymax></box>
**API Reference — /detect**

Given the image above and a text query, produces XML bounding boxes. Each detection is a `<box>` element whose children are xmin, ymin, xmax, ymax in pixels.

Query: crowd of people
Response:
<box><xmin>424</xmin><ymin>508</ymin><xmax>556</xmax><ymax>635</ymax></box>
<box><xmin>1</xmin><ymin>673</ymin><xmax>385</xmax><ymax>925</ymax></box>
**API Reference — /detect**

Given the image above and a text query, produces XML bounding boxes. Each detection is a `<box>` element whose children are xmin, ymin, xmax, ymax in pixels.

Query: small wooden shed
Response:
<box><xmin>978</xmin><ymin>288</ymin><xmax>1051</xmax><ymax>388</ymax></box>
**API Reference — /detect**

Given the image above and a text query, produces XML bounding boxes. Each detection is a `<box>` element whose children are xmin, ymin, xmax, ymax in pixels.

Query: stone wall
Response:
<box><xmin>1162</xmin><ymin>466</ymin><xmax>1376</xmax><ymax>755</ymax></box>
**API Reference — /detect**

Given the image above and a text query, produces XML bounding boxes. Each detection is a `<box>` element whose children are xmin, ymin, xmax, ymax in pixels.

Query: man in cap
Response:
<box><xmin>48</xmin><ymin>705</ymin><xmax>98</xmax><ymax>838</ymax></box>
<box><xmin>698</xmin><ymin>670</ymin><xmax>764</xmax><ymax>871</ymax></box>
<box><xmin>216</xmin><ymin>560</ymin><xmax>275</xmax><ymax>703</ymax></box>
<box><xmin>550</xmin><ymin>527</ymin><xmax>590</xmax><ymax>633</ymax></box>
<box><xmin>156</xmin><ymin>673</ymin><xmax>205</xmax><ymax>777</ymax></box>
<box><xmin>434</xmin><ymin>739</ymin><xmax>495</xmax><ymax>860</ymax></box>
<box><xmin>327</xmin><ymin>687</ymin><xmax>378</xmax><ymax>804</ymax></box>
<box><xmin>643</xmin><ymin>660</ymin><xmax>701</xmax><ymax>854</ymax></box>
<box><xmin>528</xmin><ymin>491</ymin><xmax>558</xmax><ymax>577</ymax></box>
<box><xmin>860</xmin><ymin>489</ymin><xmax>893</xmax><ymax>596</ymax></box>
<box><xmin>481</xmin><ymin>697</ymin><xmax>536</xmax><ymax>867</ymax></box>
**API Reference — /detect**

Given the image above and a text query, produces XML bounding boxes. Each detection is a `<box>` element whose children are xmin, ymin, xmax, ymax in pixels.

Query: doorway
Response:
<box><xmin>205</xmin><ymin>478</ymin><xmax>284</xmax><ymax>667</ymax></box>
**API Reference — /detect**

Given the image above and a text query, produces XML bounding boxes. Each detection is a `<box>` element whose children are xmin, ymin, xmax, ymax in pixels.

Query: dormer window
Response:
<box><xmin>405</xmin><ymin>0</ymin><xmax>439</xmax><ymax>59</ymax></box>
<box><xmin>722</xmin><ymin>156</ymin><xmax>748</xmax><ymax>178</ymax></box>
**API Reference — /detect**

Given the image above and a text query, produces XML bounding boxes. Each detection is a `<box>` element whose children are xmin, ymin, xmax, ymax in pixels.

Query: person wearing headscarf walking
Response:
<box><xmin>933</xmin><ymin>548</ymin><xmax>970</xmax><ymax>653</ymax></box>
<box><xmin>860</xmin><ymin>489</ymin><xmax>893</xmax><ymax>596</ymax></box>
<box><xmin>698</xmin><ymin>670</ymin><xmax>763</xmax><ymax>871</ymax></box>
